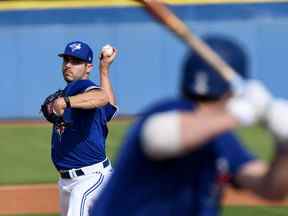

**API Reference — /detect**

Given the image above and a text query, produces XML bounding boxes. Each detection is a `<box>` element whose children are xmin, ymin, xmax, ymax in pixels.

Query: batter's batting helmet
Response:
<box><xmin>181</xmin><ymin>35</ymin><xmax>249</xmax><ymax>101</ymax></box>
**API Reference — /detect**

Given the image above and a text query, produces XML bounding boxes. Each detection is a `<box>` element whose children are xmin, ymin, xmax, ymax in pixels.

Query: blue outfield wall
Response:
<box><xmin>1</xmin><ymin>2</ymin><xmax>288</xmax><ymax>117</ymax></box>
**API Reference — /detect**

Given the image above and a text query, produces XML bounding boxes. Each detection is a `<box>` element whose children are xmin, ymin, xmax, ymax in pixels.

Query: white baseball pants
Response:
<box><xmin>58</xmin><ymin>163</ymin><xmax>112</xmax><ymax>216</ymax></box>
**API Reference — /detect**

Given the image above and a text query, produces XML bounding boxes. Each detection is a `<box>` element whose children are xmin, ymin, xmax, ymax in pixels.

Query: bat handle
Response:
<box><xmin>230</xmin><ymin>74</ymin><xmax>245</xmax><ymax>96</ymax></box>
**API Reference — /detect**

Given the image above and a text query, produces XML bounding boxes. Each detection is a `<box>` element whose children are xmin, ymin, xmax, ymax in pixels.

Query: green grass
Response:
<box><xmin>0</xmin><ymin>124</ymin><xmax>55</xmax><ymax>184</ymax></box>
<box><xmin>237</xmin><ymin>124</ymin><xmax>274</xmax><ymax>161</ymax></box>
<box><xmin>105</xmin><ymin>120</ymin><xmax>132</xmax><ymax>162</ymax></box>
<box><xmin>223</xmin><ymin>206</ymin><xmax>288</xmax><ymax>216</ymax></box>
<box><xmin>0</xmin><ymin>120</ymin><xmax>132</xmax><ymax>185</ymax></box>
<box><xmin>0</xmin><ymin>120</ymin><xmax>274</xmax><ymax>185</ymax></box>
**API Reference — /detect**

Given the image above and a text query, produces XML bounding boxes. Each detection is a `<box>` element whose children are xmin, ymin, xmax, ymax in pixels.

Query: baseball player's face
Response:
<box><xmin>62</xmin><ymin>56</ymin><xmax>93</xmax><ymax>82</ymax></box>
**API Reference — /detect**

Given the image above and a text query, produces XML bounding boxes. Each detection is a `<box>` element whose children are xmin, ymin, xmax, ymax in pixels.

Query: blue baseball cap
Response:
<box><xmin>181</xmin><ymin>35</ymin><xmax>249</xmax><ymax>100</ymax></box>
<box><xmin>58</xmin><ymin>41</ymin><xmax>93</xmax><ymax>63</ymax></box>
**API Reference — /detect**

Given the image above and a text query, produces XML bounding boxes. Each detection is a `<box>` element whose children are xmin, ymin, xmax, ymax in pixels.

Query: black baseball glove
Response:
<box><xmin>41</xmin><ymin>90</ymin><xmax>65</xmax><ymax>126</ymax></box>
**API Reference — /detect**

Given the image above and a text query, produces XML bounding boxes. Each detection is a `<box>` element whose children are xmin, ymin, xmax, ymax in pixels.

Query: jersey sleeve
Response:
<box><xmin>65</xmin><ymin>80</ymin><xmax>100</xmax><ymax>96</ymax></box>
<box><xmin>214</xmin><ymin>132</ymin><xmax>256</xmax><ymax>177</ymax></box>
<box><xmin>103</xmin><ymin>103</ymin><xmax>118</xmax><ymax>122</ymax></box>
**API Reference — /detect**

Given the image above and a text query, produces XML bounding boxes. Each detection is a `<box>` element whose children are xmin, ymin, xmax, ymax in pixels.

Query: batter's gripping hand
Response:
<box><xmin>41</xmin><ymin>90</ymin><xmax>65</xmax><ymax>126</ymax></box>
<box><xmin>226</xmin><ymin>80</ymin><xmax>272</xmax><ymax>126</ymax></box>
<box><xmin>266</xmin><ymin>99</ymin><xmax>288</xmax><ymax>141</ymax></box>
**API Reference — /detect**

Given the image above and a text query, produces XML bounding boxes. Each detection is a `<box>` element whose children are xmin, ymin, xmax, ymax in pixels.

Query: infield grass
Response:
<box><xmin>223</xmin><ymin>206</ymin><xmax>288</xmax><ymax>215</ymax></box>
<box><xmin>0</xmin><ymin>120</ymin><xmax>131</xmax><ymax>185</ymax></box>
<box><xmin>0</xmin><ymin>120</ymin><xmax>273</xmax><ymax>185</ymax></box>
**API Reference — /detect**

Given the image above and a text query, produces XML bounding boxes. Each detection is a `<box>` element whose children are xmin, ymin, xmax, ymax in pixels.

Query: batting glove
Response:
<box><xmin>226</xmin><ymin>80</ymin><xmax>272</xmax><ymax>126</ymax></box>
<box><xmin>265</xmin><ymin>99</ymin><xmax>288</xmax><ymax>142</ymax></box>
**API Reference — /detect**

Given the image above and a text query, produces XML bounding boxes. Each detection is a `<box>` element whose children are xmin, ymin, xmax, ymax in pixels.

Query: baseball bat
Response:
<box><xmin>136</xmin><ymin>0</ymin><xmax>243</xmax><ymax>90</ymax></box>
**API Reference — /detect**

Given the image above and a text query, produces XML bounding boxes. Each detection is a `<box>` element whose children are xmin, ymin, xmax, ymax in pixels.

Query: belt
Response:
<box><xmin>59</xmin><ymin>159</ymin><xmax>110</xmax><ymax>179</ymax></box>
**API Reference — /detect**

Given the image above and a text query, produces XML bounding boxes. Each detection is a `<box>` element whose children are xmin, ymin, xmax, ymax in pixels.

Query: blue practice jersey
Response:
<box><xmin>91</xmin><ymin>98</ymin><xmax>255</xmax><ymax>216</ymax></box>
<box><xmin>51</xmin><ymin>79</ymin><xmax>117</xmax><ymax>170</ymax></box>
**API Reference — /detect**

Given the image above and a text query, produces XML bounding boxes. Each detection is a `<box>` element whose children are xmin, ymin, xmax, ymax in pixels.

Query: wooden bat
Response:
<box><xmin>136</xmin><ymin>0</ymin><xmax>243</xmax><ymax>89</ymax></box>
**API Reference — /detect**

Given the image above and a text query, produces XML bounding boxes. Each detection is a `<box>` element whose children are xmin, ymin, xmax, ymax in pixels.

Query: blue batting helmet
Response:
<box><xmin>181</xmin><ymin>35</ymin><xmax>249</xmax><ymax>100</ymax></box>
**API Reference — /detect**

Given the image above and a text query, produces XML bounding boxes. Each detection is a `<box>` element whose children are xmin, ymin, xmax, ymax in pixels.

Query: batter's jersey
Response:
<box><xmin>90</xmin><ymin>98</ymin><xmax>255</xmax><ymax>216</ymax></box>
<box><xmin>51</xmin><ymin>79</ymin><xmax>117</xmax><ymax>170</ymax></box>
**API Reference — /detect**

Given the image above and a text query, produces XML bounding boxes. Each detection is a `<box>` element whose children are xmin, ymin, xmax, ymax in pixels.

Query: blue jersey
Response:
<box><xmin>51</xmin><ymin>79</ymin><xmax>117</xmax><ymax>170</ymax></box>
<box><xmin>91</xmin><ymin>98</ymin><xmax>255</xmax><ymax>216</ymax></box>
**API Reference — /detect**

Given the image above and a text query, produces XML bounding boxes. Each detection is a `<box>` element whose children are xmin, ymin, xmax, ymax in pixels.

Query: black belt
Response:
<box><xmin>60</xmin><ymin>159</ymin><xmax>110</xmax><ymax>179</ymax></box>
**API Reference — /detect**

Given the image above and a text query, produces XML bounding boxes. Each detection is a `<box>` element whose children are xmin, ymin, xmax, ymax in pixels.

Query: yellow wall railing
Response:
<box><xmin>0</xmin><ymin>0</ymin><xmax>287</xmax><ymax>11</ymax></box>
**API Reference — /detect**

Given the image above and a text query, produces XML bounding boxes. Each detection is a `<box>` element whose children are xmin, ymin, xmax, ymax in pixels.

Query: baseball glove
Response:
<box><xmin>41</xmin><ymin>90</ymin><xmax>65</xmax><ymax>126</ymax></box>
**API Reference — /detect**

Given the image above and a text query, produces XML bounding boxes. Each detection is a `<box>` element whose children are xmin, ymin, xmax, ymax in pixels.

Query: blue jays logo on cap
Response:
<box><xmin>69</xmin><ymin>43</ymin><xmax>82</xmax><ymax>52</ymax></box>
<box><xmin>58</xmin><ymin>41</ymin><xmax>93</xmax><ymax>63</ymax></box>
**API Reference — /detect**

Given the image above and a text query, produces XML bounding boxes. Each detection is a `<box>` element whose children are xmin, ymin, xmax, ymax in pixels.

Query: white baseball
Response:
<box><xmin>102</xmin><ymin>44</ymin><xmax>114</xmax><ymax>56</ymax></box>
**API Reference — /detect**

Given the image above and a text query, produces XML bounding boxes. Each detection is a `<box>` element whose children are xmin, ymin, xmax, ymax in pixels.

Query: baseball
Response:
<box><xmin>102</xmin><ymin>44</ymin><xmax>114</xmax><ymax>56</ymax></box>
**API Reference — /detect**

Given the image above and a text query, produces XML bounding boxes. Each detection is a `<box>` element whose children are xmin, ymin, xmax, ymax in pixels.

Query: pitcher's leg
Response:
<box><xmin>58</xmin><ymin>179</ymin><xmax>71</xmax><ymax>216</ymax></box>
<box><xmin>67</xmin><ymin>172</ymin><xmax>107</xmax><ymax>216</ymax></box>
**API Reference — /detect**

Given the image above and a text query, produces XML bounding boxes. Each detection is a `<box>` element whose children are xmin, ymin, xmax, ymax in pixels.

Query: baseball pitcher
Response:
<box><xmin>41</xmin><ymin>41</ymin><xmax>118</xmax><ymax>216</ymax></box>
